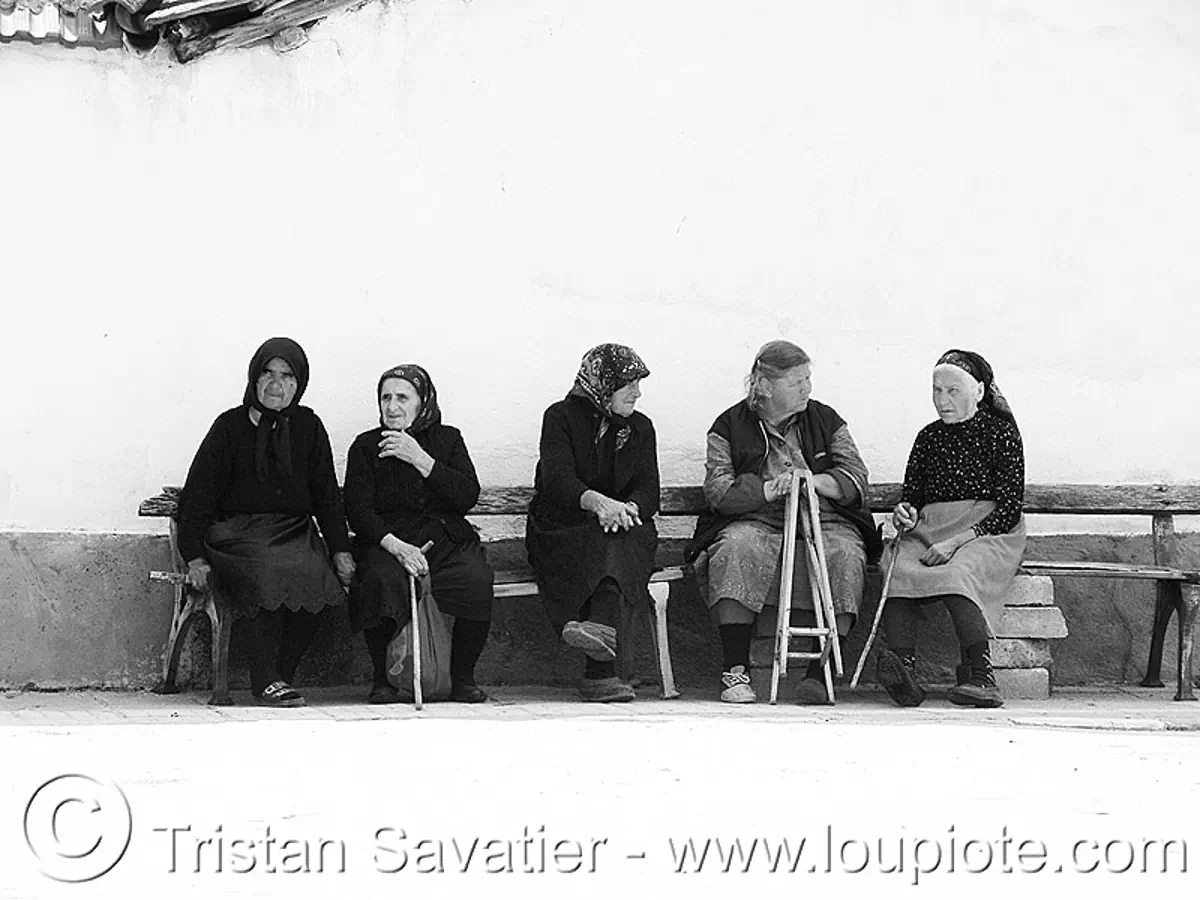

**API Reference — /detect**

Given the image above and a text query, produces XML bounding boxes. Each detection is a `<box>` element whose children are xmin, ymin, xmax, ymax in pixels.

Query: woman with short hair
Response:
<box><xmin>176</xmin><ymin>337</ymin><xmax>355</xmax><ymax>707</ymax></box>
<box><xmin>687</xmin><ymin>340</ymin><xmax>882</xmax><ymax>705</ymax></box>
<box><xmin>343</xmin><ymin>364</ymin><xmax>494</xmax><ymax>704</ymax></box>
<box><xmin>526</xmin><ymin>344</ymin><xmax>660</xmax><ymax>703</ymax></box>
<box><xmin>878</xmin><ymin>349</ymin><xmax>1026</xmax><ymax>709</ymax></box>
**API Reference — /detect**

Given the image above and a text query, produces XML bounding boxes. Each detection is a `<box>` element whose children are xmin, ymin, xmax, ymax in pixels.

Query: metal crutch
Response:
<box><xmin>769</xmin><ymin>472</ymin><xmax>803</xmax><ymax>705</ymax></box>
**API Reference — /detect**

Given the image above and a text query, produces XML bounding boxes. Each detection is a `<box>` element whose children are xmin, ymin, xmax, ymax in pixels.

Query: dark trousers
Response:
<box><xmin>239</xmin><ymin>608</ymin><xmax>322</xmax><ymax>695</ymax></box>
<box><xmin>883</xmin><ymin>594</ymin><xmax>990</xmax><ymax>652</ymax></box>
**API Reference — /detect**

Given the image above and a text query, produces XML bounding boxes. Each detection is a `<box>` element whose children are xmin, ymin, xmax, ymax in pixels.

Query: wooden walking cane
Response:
<box><xmin>850</xmin><ymin>529</ymin><xmax>909</xmax><ymax>688</ymax></box>
<box><xmin>407</xmin><ymin>540</ymin><xmax>436</xmax><ymax>710</ymax></box>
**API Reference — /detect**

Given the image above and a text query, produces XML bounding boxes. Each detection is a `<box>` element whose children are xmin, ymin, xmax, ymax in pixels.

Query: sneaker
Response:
<box><xmin>579</xmin><ymin>676</ymin><xmax>635</xmax><ymax>702</ymax></box>
<box><xmin>720</xmin><ymin>665</ymin><xmax>757</xmax><ymax>703</ymax></box>
<box><xmin>876</xmin><ymin>651</ymin><xmax>926</xmax><ymax>708</ymax></box>
<box><xmin>562</xmin><ymin>620</ymin><xmax>618</xmax><ymax>661</ymax></box>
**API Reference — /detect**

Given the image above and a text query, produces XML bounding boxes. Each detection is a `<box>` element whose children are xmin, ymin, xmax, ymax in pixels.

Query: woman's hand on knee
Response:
<box><xmin>582</xmin><ymin>491</ymin><xmax>635</xmax><ymax>533</ymax></box>
<box><xmin>919</xmin><ymin>538</ymin><xmax>959</xmax><ymax>566</ymax></box>
<box><xmin>186</xmin><ymin>558</ymin><xmax>212</xmax><ymax>592</ymax></box>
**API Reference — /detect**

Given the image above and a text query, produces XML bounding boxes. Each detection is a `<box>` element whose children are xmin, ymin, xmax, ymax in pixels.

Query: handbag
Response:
<box><xmin>386</xmin><ymin>573</ymin><xmax>454</xmax><ymax>701</ymax></box>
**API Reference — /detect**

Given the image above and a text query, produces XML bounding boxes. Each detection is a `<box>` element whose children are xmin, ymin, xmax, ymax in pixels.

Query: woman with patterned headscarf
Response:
<box><xmin>526</xmin><ymin>344</ymin><xmax>660</xmax><ymax>703</ymax></box>
<box><xmin>176</xmin><ymin>337</ymin><xmax>356</xmax><ymax>708</ymax></box>
<box><xmin>876</xmin><ymin>349</ymin><xmax>1026</xmax><ymax>710</ymax></box>
<box><xmin>343</xmin><ymin>364</ymin><xmax>494</xmax><ymax>704</ymax></box>
<box><xmin>686</xmin><ymin>340</ymin><xmax>882</xmax><ymax>706</ymax></box>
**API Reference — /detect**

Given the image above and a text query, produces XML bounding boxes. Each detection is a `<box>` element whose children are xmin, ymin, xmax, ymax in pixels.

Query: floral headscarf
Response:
<box><xmin>242</xmin><ymin>337</ymin><xmax>309</xmax><ymax>482</ymax></box>
<box><xmin>567</xmin><ymin>343</ymin><xmax>650</xmax><ymax>448</ymax></box>
<box><xmin>936</xmin><ymin>349</ymin><xmax>1018</xmax><ymax>432</ymax></box>
<box><xmin>377</xmin><ymin>364</ymin><xmax>442</xmax><ymax>434</ymax></box>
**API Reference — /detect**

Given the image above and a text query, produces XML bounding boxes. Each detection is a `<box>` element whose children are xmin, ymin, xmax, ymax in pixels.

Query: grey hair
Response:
<box><xmin>745</xmin><ymin>340</ymin><xmax>811</xmax><ymax>410</ymax></box>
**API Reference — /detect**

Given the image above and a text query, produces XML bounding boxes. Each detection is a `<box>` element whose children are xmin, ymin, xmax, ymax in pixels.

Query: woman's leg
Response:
<box><xmin>711</xmin><ymin>598</ymin><xmax>756</xmax><ymax>703</ymax></box>
<box><xmin>277</xmin><ymin>609</ymin><xmax>322</xmax><ymax>686</ymax></box>
<box><xmin>240</xmin><ymin>609</ymin><xmax>283</xmax><ymax>696</ymax></box>
<box><xmin>429</xmin><ymin>544</ymin><xmax>494</xmax><ymax>702</ymax></box>
<box><xmin>575</xmin><ymin>579</ymin><xmax>634</xmax><ymax>702</ymax></box>
<box><xmin>878</xmin><ymin>598</ymin><xmax>926</xmax><ymax>707</ymax></box>
<box><xmin>943</xmin><ymin>595</ymin><xmax>1003</xmax><ymax>708</ymax></box>
<box><xmin>364</xmin><ymin>618</ymin><xmax>397</xmax><ymax>697</ymax></box>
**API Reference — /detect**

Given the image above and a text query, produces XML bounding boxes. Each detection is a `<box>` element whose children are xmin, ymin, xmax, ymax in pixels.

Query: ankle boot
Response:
<box><xmin>947</xmin><ymin>642</ymin><xmax>1004</xmax><ymax>708</ymax></box>
<box><xmin>876</xmin><ymin>649</ymin><xmax>925</xmax><ymax>707</ymax></box>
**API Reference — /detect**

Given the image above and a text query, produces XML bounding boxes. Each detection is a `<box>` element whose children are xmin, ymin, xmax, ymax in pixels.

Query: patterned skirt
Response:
<box><xmin>694</xmin><ymin>516</ymin><xmax>867</xmax><ymax>617</ymax></box>
<box><xmin>203</xmin><ymin>513</ymin><xmax>346</xmax><ymax>618</ymax></box>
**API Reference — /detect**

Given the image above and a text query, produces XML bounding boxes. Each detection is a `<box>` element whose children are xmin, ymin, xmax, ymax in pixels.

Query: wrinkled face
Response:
<box><xmin>256</xmin><ymin>357</ymin><xmax>298</xmax><ymax>411</ymax></box>
<box><xmin>763</xmin><ymin>363</ymin><xmax>812</xmax><ymax>417</ymax></box>
<box><xmin>609</xmin><ymin>379</ymin><xmax>642</xmax><ymax>417</ymax></box>
<box><xmin>932</xmin><ymin>365</ymin><xmax>983</xmax><ymax>424</ymax></box>
<box><xmin>380</xmin><ymin>377</ymin><xmax>423</xmax><ymax>431</ymax></box>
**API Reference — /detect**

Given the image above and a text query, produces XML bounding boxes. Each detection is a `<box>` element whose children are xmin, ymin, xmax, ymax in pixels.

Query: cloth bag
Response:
<box><xmin>386</xmin><ymin>574</ymin><xmax>453</xmax><ymax>701</ymax></box>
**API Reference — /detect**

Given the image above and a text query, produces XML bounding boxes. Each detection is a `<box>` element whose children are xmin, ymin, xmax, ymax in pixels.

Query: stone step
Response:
<box><xmin>1003</xmin><ymin>575</ymin><xmax>1053</xmax><ymax>606</ymax></box>
<box><xmin>746</xmin><ymin>665</ymin><xmax>1052</xmax><ymax>703</ymax></box>
<box><xmin>995</xmin><ymin>606</ymin><xmax>1067</xmax><ymax>639</ymax></box>
<box><xmin>990</xmin><ymin>638</ymin><xmax>1052</xmax><ymax>669</ymax></box>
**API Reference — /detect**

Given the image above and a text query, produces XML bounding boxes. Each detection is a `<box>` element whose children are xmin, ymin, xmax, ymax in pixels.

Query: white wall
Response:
<box><xmin>3</xmin><ymin>0</ymin><xmax>1200</xmax><ymax>533</ymax></box>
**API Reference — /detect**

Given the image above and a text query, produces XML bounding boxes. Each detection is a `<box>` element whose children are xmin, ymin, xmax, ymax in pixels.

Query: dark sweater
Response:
<box><xmin>529</xmin><ymin>396</ymin><xmax>661</xmax><ymax>527</ymax></box>
<box><xmin>176</xmin><ymin>405</ymin><xmax>351</xmax><ymax>563</ymax></box>
<box><xmin>343</xmin><ymin>423</ymin><xmax>482</xmax><ymax>550</ymax></box>
<box><xmin>901</xmin><ymin>408</ymin><xmax>1025</xmax><ymax>536</ymax></box>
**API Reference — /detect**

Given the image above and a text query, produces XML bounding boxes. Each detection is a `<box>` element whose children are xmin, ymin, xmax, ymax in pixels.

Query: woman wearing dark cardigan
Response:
<box><xmin>343</xmin><ymin>364</ymin><xmax>493</xmax><ymax>705</ymax></box>
<box><xmin>176</xmin><ymin>336</ymin><xmax>356</xmax><ymax>708</ymax></box>
<box><xmin>526</xmin><ymin>344</ymin><xmax>660</xmax><ymax>703</ymax></box>
<box><xmin>878</xmin><ymin>349</ymin><xmax>1026</xmax><ymax>710</ymax></box>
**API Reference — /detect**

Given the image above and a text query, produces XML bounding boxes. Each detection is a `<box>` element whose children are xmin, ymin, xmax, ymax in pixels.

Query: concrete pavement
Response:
<box><xmin>2</xmin><ymin>684</ymin><xmax>1198</xmax><ymax>900</ymax></box>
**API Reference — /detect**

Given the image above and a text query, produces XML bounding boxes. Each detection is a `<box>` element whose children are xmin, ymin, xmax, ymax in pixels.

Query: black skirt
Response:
<box><xmin>204</xmin><ymin>513</ymin><xmax>346</xmax><ymax>618</ymax></box>
<box><xmin>525</xmin><ymin>512</ymin><xmax>658</xmax><ymax>633</ymax></box>
<box><xmin>349</xmin><ymin>539</ymin><xmax>494</xmax><ymax>633</ymax></box>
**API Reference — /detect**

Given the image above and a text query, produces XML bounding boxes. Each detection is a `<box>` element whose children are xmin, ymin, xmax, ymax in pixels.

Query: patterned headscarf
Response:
<box><xmin>242</xmin><ymin>337</ymin><xmax>309</xmax><ymax>483</ymax></box>
<box><xmin>567</xmin><ymin>343</ymin><xmax>650</xmax><ymax>448</ymax></box>
<box><xmin>377</xmin><ymin>364</ymin><xmax>442</xmax><ymax>434</ymax></box>
<box><xmin>936</xmin><ymin>349</ymin><xmax>1018</xmax><ymax>432</ymax></box>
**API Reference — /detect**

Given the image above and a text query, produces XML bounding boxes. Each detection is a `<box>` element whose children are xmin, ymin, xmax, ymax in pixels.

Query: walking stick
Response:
<box><xmin>850</xmin><ymin>532</ymin><xmax>901</xmax><ymax>688</ymax></box>
<box><xmin>407</xmin><ymin>540</ymin><xmax>436</xmax><ymax>710</ymax></box>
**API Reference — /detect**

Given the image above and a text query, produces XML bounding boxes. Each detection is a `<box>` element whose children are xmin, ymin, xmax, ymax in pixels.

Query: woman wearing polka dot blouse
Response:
<box><xmin>876</xmin><ymin>349</ymin><xmax>1026</xmax><ymax>709</ymax></box>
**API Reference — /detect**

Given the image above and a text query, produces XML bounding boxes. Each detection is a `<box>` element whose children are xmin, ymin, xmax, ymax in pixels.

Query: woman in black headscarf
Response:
<box><xmin>343</xmin><ymin>365</ymin><xmax>494</xmax><ymax>704</ymax></box>
<box><xmin>876</xmin><ymin>349</ymin><xmax>1026</xmax><ymax>709</ymax></box>
<box><xmin>526</xmin><ymin>344</ymin><xmax>660</xmax><ymax>703</ymax></box>
<box><xmin>176</xmin><ymin>337</ymin><xmax>356</xmax><ymax>708</ymax></box>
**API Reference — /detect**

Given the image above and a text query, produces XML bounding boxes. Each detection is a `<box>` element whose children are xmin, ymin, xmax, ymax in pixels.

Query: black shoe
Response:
<box><xmin>876</xmin><ymin>650</ymin><xmax>926</xmax><ymax>708</ymax></box>
<box><xmin>954</xmin><ymin>664</ymin><xmax>972</xmax><ymax>686</ymax></box>
<box><xmin>368</xmin><ymin>683</ymin><xmax>402</xmax><ymax>705</ymax></box>
<box><xmin>450</xmin><ymin>681</ymin><xmax>490</xmax><ymax>704</ymax></box>
<box><xmin>947</xmin><ymin>644</ymin><xmax>1004</xmax><ymax>708</ymax></box>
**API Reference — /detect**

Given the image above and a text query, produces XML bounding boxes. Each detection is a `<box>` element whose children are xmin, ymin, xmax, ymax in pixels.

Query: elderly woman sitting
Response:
<box><xmin>686</xmin><ymin>340</ymin><xmax>882</xmax><ymax>705</ymax></box>
<box><xmin>343</xmin><ymin>365</ymin><xmax>494</xmax><ymax>704</ymax></box>
<box><xmin>176</xmin><ymin>337</ymin><xmax>355</xmax><ymax>707</ymax></box>
<box><xmin>877</xmin><ymin>349</ymin><xmax>1026</xmax><ymax>709</ymax></box>
<box><xmin>526</xmin><ymin>344</ymin><xmax>660</xmax><ymax>703</ymax></box>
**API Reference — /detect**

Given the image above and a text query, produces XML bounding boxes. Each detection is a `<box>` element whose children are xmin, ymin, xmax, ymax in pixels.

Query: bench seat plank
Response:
<box><xmin>1021</xmin><ymin>561</ymin><xmax>1200</xmax><ymax>582</ymax></box>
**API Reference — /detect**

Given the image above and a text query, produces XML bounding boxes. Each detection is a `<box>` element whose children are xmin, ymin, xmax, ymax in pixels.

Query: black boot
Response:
<box><xmin>876</xmin><ymin>649</ymin><xmax>925</xmax><ymax>707</ymax></box>
<box><xmin>947</xmin><ymin>642</ymin><xmax>1004</xmax><ymax>708</ymax></box>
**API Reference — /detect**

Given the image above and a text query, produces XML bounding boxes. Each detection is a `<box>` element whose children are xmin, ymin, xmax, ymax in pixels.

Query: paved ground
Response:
<box><xmin>2</xmin><ymin>684</ymin><xmax>1198</xmax><ymax>900</ymax></box>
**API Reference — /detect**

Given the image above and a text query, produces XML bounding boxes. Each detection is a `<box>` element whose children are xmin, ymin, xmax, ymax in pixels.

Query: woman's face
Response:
<box><xmin>932</xmin><ymin>366</ymin><xmax>984</xmax><ymax>424</ymax></box>
<box><xmin>256</xmin><ymin>357</ymin><xmax>299</xmax><ymax>411</ymax></box>
<box><xmin>380</xmin><ymin>377</ymin><xmax>423</xmax><ymax>431</ymax></box>
<box><xmin>763</xmin><ymin>363</ymin><xmax>812</xmax><ymax>417</ymax></box>
<box><xmin>608</xmin><ymin>379</ymin><xmax>643</xmax><ymax>417</ymax></box>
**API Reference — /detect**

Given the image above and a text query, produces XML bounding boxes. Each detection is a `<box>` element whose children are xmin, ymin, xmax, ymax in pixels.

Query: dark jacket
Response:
<box><xmin>685</xmin><ymin>399</ymin><xmax>883</xmax><ymax>563</ymax></box>
<box><xmin>176</xmin><ymin>405</ymin><xmax>351</xmax><ymax>563</ymax></box>
<box><xmin>529</xmin><ymin>396</ymin><xmax>661</xmax><ymax>526</ymax></box>
<box><xmin>343</xmin><ymin>423</ymin><xmax>481</xmax><ymax>551</ymax></box>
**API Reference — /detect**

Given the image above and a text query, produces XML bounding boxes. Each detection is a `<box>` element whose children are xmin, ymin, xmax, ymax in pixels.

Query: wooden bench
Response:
<box><xmin>139</xmin><ymin>482</ymin><xmax>1198</xmax><ymax>703</ymax></box>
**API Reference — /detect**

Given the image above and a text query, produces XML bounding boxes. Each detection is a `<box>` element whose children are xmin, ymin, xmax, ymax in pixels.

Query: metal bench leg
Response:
<box><xmin>1175</xmin><ymin>585</ymin><xmax>1199</xmax><ymax>702</ymax></box>
<box><xmin>1142</xmin><ymin>582</ymin><xmax>1176</xmax><ymax>688</ymax></box>
<box><xmin>648</xmin><ymin>583</ymin><xmax>680</xmax><ymax>700</ymax></box>
<box><xmin>205</xmin><ymin>592</ymin><xmax>234</xmax><ymax>706</ymax></box>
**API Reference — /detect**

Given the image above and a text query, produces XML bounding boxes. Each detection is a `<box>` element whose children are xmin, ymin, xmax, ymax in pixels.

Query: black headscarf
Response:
<box><xmin>566</xmin><ymin>343</ymin><xmax>650</xmax><ymax>448</ymax></box>
<box><xmin>242</xmin><ymin>337</ymin><xmax>309</xmax><ymax>482</ymax></box>
<box><xmin>936</xmin><ymin>348</ymin><xmax>1018</xmax><ymax>433</ymax></box>
<box><xmin>377</xmin><ymin>364</ymin><xmax>442</xmax><ymax>434</ymax></box>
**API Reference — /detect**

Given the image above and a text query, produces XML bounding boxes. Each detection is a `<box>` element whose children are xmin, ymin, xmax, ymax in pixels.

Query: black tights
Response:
<box><xmin>883</xmin><ymin>594</ymin><xmax>990</xmax><ymax>654</ymax></box>
<box><xmin>240</xmin><ymin>608</ymin><xmax>322</xmax><ymax>695</ymax></box>
<box><xmin>364</xmin><ymin>617</ymin><xmax>491</xmax><ymax>688</ymax></box>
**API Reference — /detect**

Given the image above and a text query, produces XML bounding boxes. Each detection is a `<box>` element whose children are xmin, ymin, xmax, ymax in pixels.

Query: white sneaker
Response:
<box><xmin>720</xmin><ymin>665</ymin><xmax>757</xmax><ymax>703</ymax></box>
